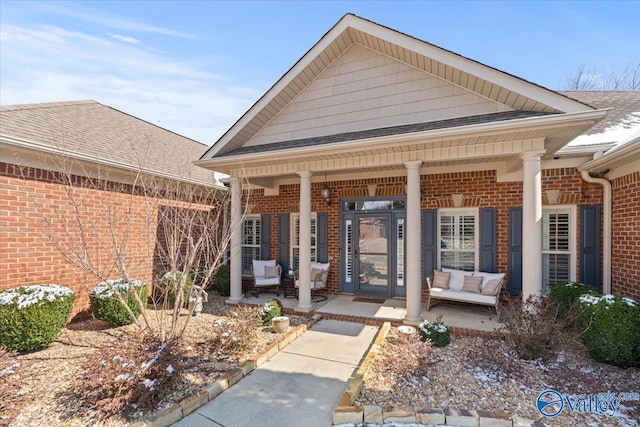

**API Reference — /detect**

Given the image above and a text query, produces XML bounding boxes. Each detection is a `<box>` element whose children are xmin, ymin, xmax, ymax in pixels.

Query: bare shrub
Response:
<box><xmin>499</xmin><ymin>295</ymin><xmax>576</xmax><ymax>360</ymax></box>
<box><xmin>75</xmin><ymin>334</ymin><xmax>181</xmax><ymax>418</ymax></box>
<box><xmin>209</xmin><ymin>305</ymin><xmax>262</xmax><ymax>361</ymax></box>
<box><xmin>376</xmin><ymin>330</ymin><xmax>432</xmax><ymax>387</ymax></box>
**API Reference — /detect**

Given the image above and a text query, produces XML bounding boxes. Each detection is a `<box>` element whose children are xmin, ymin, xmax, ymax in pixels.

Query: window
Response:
<box><xmin>290</xmin><ymin>213</ymin><xmax>317</xmax><ymax>272</ymax></box>
<box><xmin>542</xmin><ymin>207</ymin><xmax>576</xmax><ymax>290</ymax></box>
<box><xmin>438</xmin><ymin>208</ymin><xmax>478</xmax><ymax>271</ymax></box>
<box><xmin>242</xmin><ymin>215</ymin><xmax>261</xmax><ymax>275</ymax></box>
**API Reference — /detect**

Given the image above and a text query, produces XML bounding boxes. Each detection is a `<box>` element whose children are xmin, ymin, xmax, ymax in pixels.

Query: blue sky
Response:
<box><xmin>1</xmin><ymin>1</ymin><xmax>638</xmax><ymax>145</ymax></box>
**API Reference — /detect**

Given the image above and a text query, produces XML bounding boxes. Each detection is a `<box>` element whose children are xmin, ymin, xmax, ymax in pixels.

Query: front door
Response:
<box><xmin>355</xmin><ymin>214</ymin><xmax>391</xmax><ymax>296</ymax></box>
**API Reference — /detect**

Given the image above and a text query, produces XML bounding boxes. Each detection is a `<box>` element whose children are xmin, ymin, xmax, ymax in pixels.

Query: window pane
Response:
<box><xmin>543</xmin><ymin>253</ymin><xmax>570</xmax><ymax>287</ymax></box>
<box><xmin>242</xmin><ymin>246</ymin><xmax>260</xmax><ymax>275</ymax></box>
<box><xmin>442</xmin><ymin>251</ymin><xmax>475</xmax><ymax>271</ymax></box>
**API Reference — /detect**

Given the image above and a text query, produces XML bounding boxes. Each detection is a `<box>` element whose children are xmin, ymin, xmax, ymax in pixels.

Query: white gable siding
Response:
<box><xmin>246</xmin><ymin>44</ymin><xmax>512</xmax><ymax>146</ymax></box>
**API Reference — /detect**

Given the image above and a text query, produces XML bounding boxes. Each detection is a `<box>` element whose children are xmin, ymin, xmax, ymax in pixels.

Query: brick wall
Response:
<box><xmin>611</xmin><ymin>171</ymin><xmax>640</xmax><ymax>300</ymax></box>
<box><xmin>0</xmin><ymin>162</ymin><xmax>215</xmax><ymax>318</ymax></box>
<box><xmin>247</xmin><ymin>168</ymin><xmax>603</xmax><ymax>299</ymax></box>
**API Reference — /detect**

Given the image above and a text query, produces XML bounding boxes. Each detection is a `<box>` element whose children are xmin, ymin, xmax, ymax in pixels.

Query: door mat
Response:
<box><xmin>353</xmin><ymin>296</ymin><xmax>386</xmax><ymax>304</ymax></box>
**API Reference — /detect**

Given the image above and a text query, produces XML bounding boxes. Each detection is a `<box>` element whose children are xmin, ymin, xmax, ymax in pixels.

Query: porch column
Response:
<box><xmin>296</xmin><ymin>171</ymin><xmax>313</xmax><ymax>312</ymax></box>
<box><xmin>228</xmin><ymin>176</ymin><xmax>243</xmax><ymax>304</ymax></box>
<box><xmin>404</xmin><ymin>160</ymin><xmax>423</xmax><ymax>324</ymax></box>
<box><xmin>521</xmin><ymin>152</ymin><xmax>544</xmax><ymax>301</ymax></box>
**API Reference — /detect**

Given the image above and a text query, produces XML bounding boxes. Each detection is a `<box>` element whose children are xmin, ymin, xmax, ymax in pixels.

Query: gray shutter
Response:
<box><xmin>422</xmin><ymin>209</ymin><xmax>437</xmax><ymax>287</ymax></box>
<box><xmin>260</xmin><ymin>214</ymin><xmax>270</xmax><ymax>260</ymax></box>
<box><xmin>278</xmin><ymin>214</ymin><xmax>289</xmax><ymax>274</ymax></box>
<box><xmin>317</xmin><ymin>212</ymin><xmax>329</xmax><ymax>263</ymax></box>
<box><xmin>580</xmin><ymin>205</ymin><xmax>601</xmax><ymax>290</ymax></box>
<box><xmin>509</xmin><ymin>207</ymin><xmax>523</xmax><ymax>296</ymax></box>
<box><xmin>479</xmin><ymin>208</ymin><xmax>497</xmax><ymax>273</ymax></box>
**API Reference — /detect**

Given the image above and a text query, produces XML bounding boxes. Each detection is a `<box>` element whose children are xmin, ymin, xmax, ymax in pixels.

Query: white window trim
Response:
<box><xmin>241</xmin><ymin>214</ymin><xmax>261</xmax><ymax>275</ymax></box>
<box><xmin>542</xmin><ymin>205</ymin><xmax>577</xmax><ymax>285</ymax></box>
<box><xmin>290</xmin><ymin>212</ymin><xmax>318</xmax><ymax>271</ymax></box>
<box><xmin>437</xmin><ymin>207</ymin><xmax>479</xmax><ymax>271</ymax></box>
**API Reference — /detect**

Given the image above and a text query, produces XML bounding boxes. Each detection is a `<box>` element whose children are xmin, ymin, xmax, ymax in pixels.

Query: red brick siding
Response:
<box><xmin>611</xmin><ymin>171</ymin><xmax>640</xmax><ymax>300</ymax></box>
<box><xmin>246</xmin><ymin>168</ymin><xmax>603</xmax><ymax>299</ymax></box>
<box><xmin>0</xmin><ymin>162</ymin><xmax>213</xmax><ymax>318</ymax></box>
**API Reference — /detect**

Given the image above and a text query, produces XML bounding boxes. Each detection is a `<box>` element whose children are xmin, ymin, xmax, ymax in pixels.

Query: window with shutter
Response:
<box><xmin>438</xmin><ymin>208</ymin><xmax>479</xmax><ymax>271</ymax></box>
<box><xmin>290</xmin><ymin>213</ymin><xmax>317</xmax><ymax>271</ymax></box>
<box><xmin>242</xmin><ymin>215</ymin><xmax>261</xmax><ymax>275</ymax></box>
<box><xmin>542</xmin><ymin>207</ymin><xmax>576</xmax><ymax>291</ymax></box>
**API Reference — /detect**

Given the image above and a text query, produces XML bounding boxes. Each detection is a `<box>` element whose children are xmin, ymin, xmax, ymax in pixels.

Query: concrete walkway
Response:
<box><xmin>174</xmin><ymin>319</ymin><xmax>379</xmax><ymax>427</ymax></box>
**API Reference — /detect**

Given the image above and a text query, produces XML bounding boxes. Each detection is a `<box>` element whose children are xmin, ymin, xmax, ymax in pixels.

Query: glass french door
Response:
<box><xmin>355</xmin><ymin>214</ymin><xmax>391</xmax><ymax>296</ymax></box>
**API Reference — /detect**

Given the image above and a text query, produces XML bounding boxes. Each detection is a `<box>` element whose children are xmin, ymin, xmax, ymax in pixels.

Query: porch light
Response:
<box><xmin>322</xmin><ymin>172</ymin><xmax>331</xmax><ymax>205</ymax></box>
<box><xmin>322</xmin><ymin>184</ymin><xmax>331</xmax><ymax>205</ymax></box>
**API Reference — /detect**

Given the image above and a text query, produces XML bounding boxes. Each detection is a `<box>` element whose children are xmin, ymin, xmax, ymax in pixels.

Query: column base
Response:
<box><xmin>403</xmin><ymin>315</ymin><xmax>423</xmax><ymax>325</ymax></box>
<box><xmin>295</xmin><ymin>304</ymin><xmax>313</xmax><ymax>313</ymax></box>
<box><xmin>225</xmin><ymin>297</ymin><xmax>243</xmax><ymax>305</ymax></box>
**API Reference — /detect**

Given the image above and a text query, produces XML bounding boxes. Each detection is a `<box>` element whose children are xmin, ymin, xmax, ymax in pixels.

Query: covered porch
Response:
<box><xmin>240</xmin><ymin>293</ymin><xmax>502</xmax><ymax>334</ymax></box>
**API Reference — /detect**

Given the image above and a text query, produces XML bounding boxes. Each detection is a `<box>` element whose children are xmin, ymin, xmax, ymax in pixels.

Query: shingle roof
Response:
<box><xmin>558</xmin><ymin>91</ymin><xmax>640</xmax><ymax>136</ymax></box>
<box><xmin>219</xmin><ymin>110</ymin><xmax>554</xmax><ymax>157</ymax></box>
<box><xmin>0</xmin><ymin>100</ymin><xmax>217</xmax><ymax>186</ymax></box>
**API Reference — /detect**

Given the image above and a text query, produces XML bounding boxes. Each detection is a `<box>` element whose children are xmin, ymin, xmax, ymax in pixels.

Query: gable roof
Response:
<box><xmin>0</xmin><ymin>100</ymin><xmax>218</xmax><ymax>186</ymax></box>
<box><xmin>200</xmin><ymin>13</ymin><xmax>594</xmax><ymax>161</ymax></box>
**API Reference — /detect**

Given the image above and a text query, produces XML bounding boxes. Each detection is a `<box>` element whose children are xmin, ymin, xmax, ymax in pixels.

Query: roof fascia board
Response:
<box><xmin>195</xmin><ymin>109</ymin><xmax>608</xmax><ymax>168</ymax></box>
<box><xmin>578</xmin><ymin>138</ymin><xmax>640</xmax><ymax>172</ymax></box>
<box><xmin>1</xmin><ymin>134</ymin><xmax>223</xmax><ymax>190</ymax></box>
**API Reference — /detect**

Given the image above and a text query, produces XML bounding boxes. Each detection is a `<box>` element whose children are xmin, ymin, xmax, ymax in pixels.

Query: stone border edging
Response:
<box><xmin>132</xmin><ymin>314</ymin><xmax>321</xmax><ymax>427</ymax></box>
<box><xmin>332</xmin><ymin>321</ymin><xmax>541</xmax><ymax>427</ymax></box>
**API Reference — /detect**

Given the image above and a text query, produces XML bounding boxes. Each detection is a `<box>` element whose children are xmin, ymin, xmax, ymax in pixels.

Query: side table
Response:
<box><xmin>283</xmin><ymin>276</ymin><xmax>297</xmax><ymax>299</ymax></box>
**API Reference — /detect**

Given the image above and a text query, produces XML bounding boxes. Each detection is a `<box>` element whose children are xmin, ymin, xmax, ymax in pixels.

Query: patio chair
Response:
<box><xmin>251</xmin><ymin>259</ymin><xmax>282</xmax><ymax>297</ymax></box>
<box><xmin>294</xmin><ymin>262</ymin><xmax>330</xmax><ymax>302</ymax></box>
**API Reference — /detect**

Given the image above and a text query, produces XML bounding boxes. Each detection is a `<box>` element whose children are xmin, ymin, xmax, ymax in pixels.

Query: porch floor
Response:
<box><xmin>239</xmin><ymin>293</ymin><xmax>502</xmax><ymax>333</ymax></box>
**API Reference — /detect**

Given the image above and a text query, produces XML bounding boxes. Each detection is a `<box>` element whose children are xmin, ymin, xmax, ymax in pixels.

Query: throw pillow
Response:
<box><xmin>462</xmin><ymin>275</ymin><xmax>482</xmax><ymax>293</ymax></box>
<box><xmin>481</xmin><ymin>279</ymin><xmax>503</xmax><ymax>296</ymax></box>
<box><xmin>432</xmin><ymin>270</ymin><xmax>451</xmax><ymax>289</ymax></box>
<box><xmin>264</xmin><ymin>265</ymin><xmax>279</xmax><ymax>278</ymax></box>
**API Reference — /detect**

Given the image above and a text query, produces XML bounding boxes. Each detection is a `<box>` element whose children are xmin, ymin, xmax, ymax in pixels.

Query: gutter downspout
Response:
<box><xmin>581</xmin><ymin>171</ymin><xmax>611</xmax><ymax>294</ymax></box>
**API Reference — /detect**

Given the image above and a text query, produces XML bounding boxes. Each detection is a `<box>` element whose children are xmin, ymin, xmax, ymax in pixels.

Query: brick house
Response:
<box><xmin>195</xmin><ymin>14</ymin><xmax>639</xmax><ymax>323</ymax></box>
<box><xmin>0</xmin><ymin>100</ymin><xmax>220</xmax><ymax>317</ymax></box>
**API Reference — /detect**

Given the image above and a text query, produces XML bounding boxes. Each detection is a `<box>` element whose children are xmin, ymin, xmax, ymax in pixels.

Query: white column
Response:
<box><xmin>521</xmin><ymin>152</ymin><xmax>543</xmax><ymax>301</ymax></box>
<box><xmin>296</xmin><ymin>171</ymin><xmax>313</xmax><ymax>312</ymax></box>
<box><xmin>227</xmin><ymin>176</ymin><xmax>243</xmax><ymax>304</ymax></box>
<box><xmin>404</xmin><ymin>160</ymin><xmax>423</xmax><ymax>324</ymax></box>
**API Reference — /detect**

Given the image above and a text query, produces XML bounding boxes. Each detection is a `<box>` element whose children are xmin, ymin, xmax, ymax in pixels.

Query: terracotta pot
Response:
<box><xmin>271</xmin><ymin>316</ymin><xmax>290</xmax><ymax>333</ymax></box>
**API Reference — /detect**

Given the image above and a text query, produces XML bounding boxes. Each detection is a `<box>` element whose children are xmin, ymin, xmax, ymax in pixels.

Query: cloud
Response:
<box><xmin>35</xmin><ymin>2</ymin><xmax>203</xmax><ymax>40</ymax></box>
<box><xmin>109</xmin><ymin>33</ymin><xmax>140</xmax><ymax>44</ymax></box>
<box><xmin>0</xmin><ymin>23</ymin><xmax>258</xmax><ymax>145</ymax></box>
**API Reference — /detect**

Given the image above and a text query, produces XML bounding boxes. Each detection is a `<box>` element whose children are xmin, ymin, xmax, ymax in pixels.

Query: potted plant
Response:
<box><xmin>271</xmin><ymin>316</ymin><xmax>290</xmax><ymax>333</ymax></box>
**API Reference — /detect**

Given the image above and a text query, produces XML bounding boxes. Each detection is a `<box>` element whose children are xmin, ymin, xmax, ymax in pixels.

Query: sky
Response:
<box><xmin>1</xmin><ymin>1</ymin><xmax>638</xmax><ymax>146</ymax></box>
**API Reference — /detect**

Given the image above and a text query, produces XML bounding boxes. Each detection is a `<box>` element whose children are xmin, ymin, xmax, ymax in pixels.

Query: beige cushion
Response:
<box><xmin>481</xmin><ymin>279</ymin><xmax>503</xmax><ymax>296</ymax></box>
<box><xmin>474</xmin><ymin>271</ymin><xmax>505</xmax><ymax>288</ymax></box>
<box><xmin>462</xmin><ymin>275</ymin><xmax>482</xmax><ymax>293</ymax></box>
<box><xmin>264</xmin><ymin>265</ymin><xmax>279</xmax><ymax>278</ymax></box>
<box><xmin>432</xmin><ymin>270</ymin><xmax>451</xmax><ymax>289</ymax></box>
<box><xmin>311</xmin><ymin>268</ymin><xmax>324</xmax><ymax>280</ymax></box>
<box><xmin>442</xmin><ymin>268</ymin><xmax>470</xmax><ymax>291</ymax></box>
